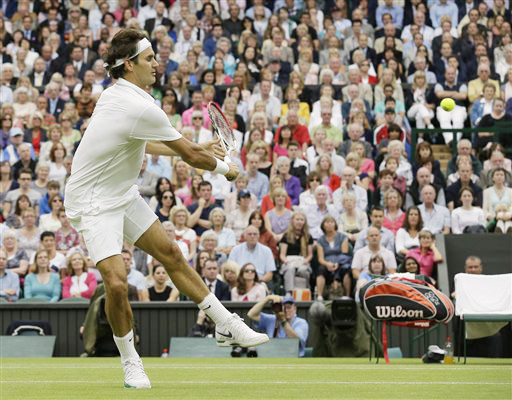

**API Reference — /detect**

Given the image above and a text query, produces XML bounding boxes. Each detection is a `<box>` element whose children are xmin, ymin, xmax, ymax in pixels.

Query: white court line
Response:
<box><xmin>1</xmin><ymin>364</ymin><xmax>510</xmax><ymax>371</ymax></box>
<box><xmin>0</xmin><ymin>380</ymin><xmax>510</xmax><ymax>385</ymax></box>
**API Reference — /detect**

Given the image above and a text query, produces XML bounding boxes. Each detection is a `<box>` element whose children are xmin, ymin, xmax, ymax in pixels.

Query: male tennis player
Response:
<box><xmin>64</xmin><ymin>29</ymin><xmax>268</xmax><ymax>389</ymax></box>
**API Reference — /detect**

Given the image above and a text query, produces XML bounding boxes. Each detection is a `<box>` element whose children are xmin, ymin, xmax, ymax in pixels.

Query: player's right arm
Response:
<box><xmin>163</xmin><ymin>137</ymin><xmax>239</xmax><ymax>181</ymax></box>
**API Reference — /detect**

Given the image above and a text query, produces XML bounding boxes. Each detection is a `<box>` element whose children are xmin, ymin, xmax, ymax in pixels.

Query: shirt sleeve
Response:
<box><xmin>131</xmin><ymin>103</ymin><xmax>183</xmax><ymax>142</ymax></box>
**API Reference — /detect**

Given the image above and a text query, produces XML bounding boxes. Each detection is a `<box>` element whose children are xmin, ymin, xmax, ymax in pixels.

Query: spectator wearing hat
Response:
<box><xmin>248</xmin><ymin>294</ymin><xmax>309</xmax><ymax>357</ymax></box>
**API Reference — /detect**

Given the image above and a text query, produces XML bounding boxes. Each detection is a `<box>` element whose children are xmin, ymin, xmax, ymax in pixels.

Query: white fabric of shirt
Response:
<box><xmin>65</xmin><ymin>79</ymin><xmax>182</xmax><ymax>217</ymax></box>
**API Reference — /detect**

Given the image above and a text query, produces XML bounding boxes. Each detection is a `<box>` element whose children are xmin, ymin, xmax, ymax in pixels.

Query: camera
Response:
<box><xmin>272</xmin><ymin>301</ymin><xmax>283</xmax><ymax>313</ymax></box>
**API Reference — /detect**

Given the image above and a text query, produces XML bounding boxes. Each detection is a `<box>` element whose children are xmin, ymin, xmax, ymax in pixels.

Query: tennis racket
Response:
<box><xmin>207</xmin><ymin>101</ymin><xmax>237</xmax><ymax>163</ymax></box>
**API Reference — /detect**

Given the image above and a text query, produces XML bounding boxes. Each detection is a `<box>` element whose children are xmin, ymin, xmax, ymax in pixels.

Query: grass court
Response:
<box><xmin>1</xmin><ymin>358</ymin><xmax>511</xmax><ymax>400</ymax></box>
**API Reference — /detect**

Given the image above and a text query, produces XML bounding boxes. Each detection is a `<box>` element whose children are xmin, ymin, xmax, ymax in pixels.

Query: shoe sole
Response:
<box><xmin>216</xmin><ymin>334</ymin><xmax>269</xmax><ymax>348</ymax></box>
<box><xmin>124</xmin><ymin>382</ymin><xmax>152</xmax><ymax>389</ymax></box>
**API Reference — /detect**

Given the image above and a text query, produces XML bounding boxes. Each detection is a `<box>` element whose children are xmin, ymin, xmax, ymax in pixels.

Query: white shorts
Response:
<box><xmin>68</xmin><ymin>195</ymin><xmax>157</xmax><ymax>265</ymax></box>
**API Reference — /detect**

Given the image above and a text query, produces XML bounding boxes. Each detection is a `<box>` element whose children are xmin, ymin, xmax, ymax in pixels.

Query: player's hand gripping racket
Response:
<box><xmin>208</xmin><ymin>102</ymin><xmax>237</xmax><ymax>163</ymax></box>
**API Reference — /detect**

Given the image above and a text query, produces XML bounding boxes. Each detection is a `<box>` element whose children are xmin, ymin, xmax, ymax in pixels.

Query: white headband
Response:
<box><xmin>110</xmin><ymin>37</ymin><xmax>152</xmax><ymax>69</ymax></box>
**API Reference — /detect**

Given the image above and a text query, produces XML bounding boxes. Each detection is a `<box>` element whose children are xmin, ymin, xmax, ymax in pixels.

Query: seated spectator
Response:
<box><xmin>122</xmin><ymin>249</ymin><xmax>149</xmax><ymax>302</ymax></box>
<box><xmin>279</xmin><ymin>210</ymin><xmax>314</xmax><ymax>296</ymax></box>
<box><xmin>273</xmin><ymin>124</ymin><xmax>292</xmax><ymax>158</ymax></box>
<box><xmin>5</xmin><ymin>194</ymin><xmax>32</xmax><ymax>229</ymax></box>
<box><xmin>24</xmin><ymin>249</ymin><xmax>61</xmax><ymax>302</ymax></box>
<box><xmin>470</xmin><ymin>82</ymin><xmax>497</xmax><ymax>127</ymax></box>
<box><xmin>275</xmin><ymin>156</ymin><xmax>302</xmax><ymax>206</ymax></box>
<box><xmin>299</xmin><ymin>172</ymin><xmax>322</xmax><ymax>209</ymax></box>
<box><xmin>229</xmin><ymin>225</ymin><xmax>276</xmax><ymax>284</ymax></box>
<box><xmin>231</xmin><ymin>262</ymin><xmax>266</xmax><ymax>302</ymax></box>
<box><xmin>39</xmin><ymin>193</ymin><xmax>63</xmax><ymax>232</ymax></box>
<box><xmin>356</xmin><ymin>254</ymin><xmax>389</xmax><ymax>293</ymax></box>
<box><xmin>354</xmin><ymin>207</ymin><xmax>395</xmax><ymax>253</ymax></box>
<box><xmin>305</xmin><ymin>185</ymin><xmax>339</xmax><ymax>240</ymax></box>
<box><xmin>477</xmin><ymin>97</ymin><xmax>512</xmax><ymax>151</ymax></box>
<box><xmin>55</xmin><ymin>207</ymin><xmax>80</xmax><ymax>253</ymax></box>
<box><xmin>481</xmin><ymin>146</ymin><xmax>512</xmax><ymax>188</ymax></box>
<box><xmin>382</xmin><ymin>188</ymin><xmax>406</xmax><ymax>235</ymax></box>
<box><xmin>249</xmin><ymin>140</ymin><xmax>272</xmax><ymax>177</ymax></box>
<box><xmin>305</xmin><ymin>127</ymin><xmax>327</xmax><ymax>167</ymax></box>
<box><xmin>38</xmin><ymin>180</ymin><xmax>61</xmax><ymax>215</ymax></box>
<box><xmin>246</xmin><ymin>152</ymin><xmax>270</xmax><ymax>205</ymax></box>
<box><xmin>395</xmin><ymin>206</ymin><xmax>423</xmax><ymax>258</ymax></box>
<box><xmin>148</xmin><ymin>178</ymin><xmax>180</xmax><ymax>213</ymax></box>
<box><xmin>379</xmin><ymin>140</ymin><xmax>413</xmax><ymax>186</ymax></box>
<box><xmin>405</xmin><ymin>230</ymin><xmax>443</xmax><ymax>278</ymax></box>
<box><xmin>351</xmin><ymin>227</ymin><xmax>397</xmax><ymax>282</ymax></box>
<box><xmin>406</xmin><ymin>70</ymin><xmax>436</xmax><ymax>129</ymax></box>
<box><xmin>11</xmin><ymin>143</ymin><xmax>36</xmax><ymax>181</ymax></box>
<box><xmin>483</xmin><ymin>167</ymin><xmax>512</xmax><ymax>232</ymax></box>
<box><xmin>202</xmin><ymin>258</ymin><xmax>231</xmax><ymax>301</ymax></box>
<box><xmin>225</xmin><ymin>188</ymin><xmax>257</xmax><ymax>242</ymax></box>
<box><xmin>62</xmin><ymin>252</ymin><xmax>97</xmax><ymax>299</ymax></box>
<box><xmin>447</xmin><ymin>139</ymin><xmax>483</xmax><ymax>176</ymax></box>
<box><xmin>264</xmin><ymin>188</ymin><xmax>293</xmax><ymax>242</ymax></box>
<box><xmin>0</xmin><ymin>248</ymin><xmax>20</xmax><ymax>302</ymax></box>
<box><xmin>413</xmin><ymin>142</ymin><xmax>446</xmax><ymax>188</ymax></box>
<box><xmin>451</xmin><ymin>187</ymin><xmax>486</xmax><ymax>234</ymax></box>
<box><xmin>350</xmin><ymin>142</ymin><xmax>376</xmax><ymax>190</ymax></box>
<box><xmin>203</xmin><ymin>208</ymin><xmax>236</xmax><ymax>257</ymax></box>
<box><xmin>47</xmin><ymin>142</ymin><xmax>68</xmax><ymax>189</ymax></box>
<box><xmin>446</xmin><ymin>162</ymin><xmax>483</xmax><ymax>210</ymax></box>
<box><xmin>223</xmin><ymin>174</ymin><xmax>258</xmax><ymax>215</ymax></box>
<box><xmin>187</xmin><ymin>181</ymin><xmax>219</xmax><ymax>236</ymax></box>
<box><xmin>220</xmin><ymin>261</ymin><xmax>240</xmax><ymax>291</ymax></box>
<box><xmin>3</xmin><ymin>168</ymin><xmax>42</xmax><ymax>216</ymax></box>
<box><xmin>314</xmin><ymin>153</ymin><xmax>342</xmax><ymax>193</ymax></box>
<box><xmin>198</xmin><ymin>231</ymin><xmax>225</xmax><ymax>266</ymax></box>
<box><xmin>247</xmin><ymin>294</ymin><xmax>309</xmax><ymax>357</ymax></box>
<box><xmin>261</xmin><ymin>174</ymin><xmax>293</xmax><ymax>216</ymax></box>
<box><xmin>338</xmin><ymin>191</ymin><xmax>369</xmax><ymax>245</ymax></box>
<box><xmin>418</xmin><ymin>185</ymin><xmax>451</xmax><ymax>235</ymax></box>
<box><xmin>332</xmin><ymin>167</ymin><xmax>368</xmax><ymax>213</ymax></box>
<box><xmin>405</xmin><ymin>167</ymin><xmax>446</xmax><ymax>209</ymax></box>
<box><xmin>148</xmin><ymin>265</ymin><xmax>179</xmax><ymax>302</ymax></box>
<box><xmin>434</xmin><ymin>66</ymin><xmax>468</xmax><ymax>143</ymax></box>
<box><xmin>156</xmin><ymin>188</ymin><xmax>179</xmax><ymax>223</ymax></box>
<box><xmin>170</xmin><ymin>206</ymin><xmax>197</xmax><ymax>264</ymax></box>
<box><xmin>468</xmin><ymin>63</ymin><xmax>501</xmax><ymax>105</ymax></box>
<box><xmin>3</xmin><ymin>228</ymin><xmax>29</xmax><ymax>277</ymax></box>
<box><xmin>316</xmin><ymin>215</ymin><xmax>352</xmax><ymax>300</ymax></box>
<box><xmin>16</xmin><ymin>207</ymin><xmax>40</xmax><ymax>259</ymax></box>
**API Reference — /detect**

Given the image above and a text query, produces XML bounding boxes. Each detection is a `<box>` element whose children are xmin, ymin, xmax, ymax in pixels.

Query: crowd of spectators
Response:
<box><xmin>1</xmin><ymin>0</ymin><xmax>512</xmax><ymax>305</ymax></box>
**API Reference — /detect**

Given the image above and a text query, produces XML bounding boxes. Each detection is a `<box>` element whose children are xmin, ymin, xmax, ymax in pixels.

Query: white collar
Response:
<box><xmin>116</xmin><ymin>78</ymin><xmax>155</xmax><ymax>102</ymax></box>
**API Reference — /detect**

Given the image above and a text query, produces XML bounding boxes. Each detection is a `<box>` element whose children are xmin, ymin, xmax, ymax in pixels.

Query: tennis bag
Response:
<box><xmin>359</xmin><ymin>277</ymin><xmax>454</xmax><ymax>323</ymax></box>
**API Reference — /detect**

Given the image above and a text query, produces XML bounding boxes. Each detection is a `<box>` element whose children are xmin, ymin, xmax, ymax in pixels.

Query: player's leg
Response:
<box><xmin>96</xmin><ymin>255</ymin><xmax>133</xmax><ymax>336</ymax></box>
<box><xmin>133</xmin><ymin>219</ymin><xmax>269</xmax><ymax>347</ymax></box>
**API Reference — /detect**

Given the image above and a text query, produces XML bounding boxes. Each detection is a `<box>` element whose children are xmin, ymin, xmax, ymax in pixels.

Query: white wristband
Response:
<box><xmin>213</xmin><ymin>158</ymin><xmax>230</xmax><ymax>175</ymax></box>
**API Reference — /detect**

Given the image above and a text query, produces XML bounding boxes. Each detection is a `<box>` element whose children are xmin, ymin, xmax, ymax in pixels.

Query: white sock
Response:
<box><xmin>198</xmin><ymin>293</ymin><xmax>232</xmax><ymax>325</ymax></box>
<box><xmin>113</xmin><ymin>330</ymin><xmax>140</xmax><ymax>363</ymax></box>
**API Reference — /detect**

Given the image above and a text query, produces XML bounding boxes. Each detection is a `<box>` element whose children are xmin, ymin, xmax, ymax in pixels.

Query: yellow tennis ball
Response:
<box><xmin>441</xmin><ymin>98</ymin><xmax>456</xmax><ymax>111</ymax></box>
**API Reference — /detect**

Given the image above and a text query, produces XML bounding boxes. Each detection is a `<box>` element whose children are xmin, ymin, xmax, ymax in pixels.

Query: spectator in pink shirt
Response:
<box><xmin>62</xmin><ymin>252</ymin><xmax>97</xmax><ymax>299</ymax></box>
<box><xmin>405</xmin><ymin>230</ymin><xmax>443</xmax><ymax>278</ymax></box>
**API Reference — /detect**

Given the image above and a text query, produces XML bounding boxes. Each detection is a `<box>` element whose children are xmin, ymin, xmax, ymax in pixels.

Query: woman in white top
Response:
<box><xmin>231</xmin><ymin>262</ymin><xmax>267</xmax><ymax>302</ymax></box>
<box><xmin>395</xmin><ymin>206</ymin><xmax>422</xmax><ymax>257</ymax></box>
<box><xmin>379</xmin><ymin>140</ymin><xmax>413</xmax><ymax>186</ymax></box>
<box><xmin>482</xmin><ymin>167</ymin><xmax>512</xmax><ymax>231</ymax></box>
<box><xmin>306</xmin><ymin>127</ymin><xmax>327</xmax><ymax>166</ymax></box>
<box><xmin>299</xmin><ymin>172</ymin><xmax>322</xmax><ymax>209</ymax></box>
<box><xmin>39</xmin><ymin>193</ymin><xmax>63</xmax><ymax>233</ymax></box>
<box><xmin>338</xmin><ymin>191</ymin><xmax>369</xmax><ymax>244</ymax></box>
<box><xmin>16</xmin><ymin>207</ymin><xmax>40</xmax><ymax>259</ymax></box>
<box><xmin>169</xmin><ymin>205</ymin><xmax>197</xmax><ymax>264</ymax></box>
<box><xmin>48</xmin><ymin>142</ymin><xmax>68</xmax><ymax>188</ymax></box>
<box><xmin>451</xmin><ymin>187</ymin><xmax>486</xmax><ymax>234</ymax></box>
<box><xmin>203</xmin><ymin>208</ymin><xmax>237</xmax><ymax>257</ymax></box>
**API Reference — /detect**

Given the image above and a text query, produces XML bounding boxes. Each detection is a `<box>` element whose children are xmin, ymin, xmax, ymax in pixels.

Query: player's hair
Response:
<box><xmin>104</xmin><ymin>29</ymin><xmax>148</xmax><ymax>79</ymax></box>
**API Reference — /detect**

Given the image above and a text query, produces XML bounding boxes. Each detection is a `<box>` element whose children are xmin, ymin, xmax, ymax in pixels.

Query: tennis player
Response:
<box><xmin>64</xmin><ymin>29</ymin><xmax>268</xmax><ymax>389</ymax></box>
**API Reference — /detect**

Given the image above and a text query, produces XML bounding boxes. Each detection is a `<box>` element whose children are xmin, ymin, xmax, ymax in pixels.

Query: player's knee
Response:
<box><xmin>105</xmin><ymin>277</ymin><xmax>128</xmax><ymax>297</ymax></box>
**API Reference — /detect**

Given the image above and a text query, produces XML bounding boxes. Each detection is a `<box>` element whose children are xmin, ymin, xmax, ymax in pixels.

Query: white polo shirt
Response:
<box><xmin>65</xmin><ymin>79</ymin><xmax>181</xmax><ymax>217</ymax></box>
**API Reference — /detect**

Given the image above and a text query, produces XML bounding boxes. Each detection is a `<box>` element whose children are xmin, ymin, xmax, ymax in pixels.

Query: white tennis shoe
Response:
<box><xmin>123</xmin><ymin>358</ymin><xmax>151</xmax><ymax>389</ymax></box>
<box><xmin>215</xmin><ymin>313</ymin><xmax>269</xmax><ymax>348</ymax></box>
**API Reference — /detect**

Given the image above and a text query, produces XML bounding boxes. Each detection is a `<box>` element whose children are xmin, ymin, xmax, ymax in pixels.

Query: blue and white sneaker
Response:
<box><xmin>215</xmin><ymin>313</ymin><xmax>269</xmax><ymax>348</ymax></box>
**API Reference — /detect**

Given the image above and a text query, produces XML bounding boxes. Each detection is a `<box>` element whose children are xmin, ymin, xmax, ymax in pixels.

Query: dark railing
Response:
<box><xmin>411</xmin><ymin>122</ymin><xmax>512</xmax><ymax>163</ymax></box>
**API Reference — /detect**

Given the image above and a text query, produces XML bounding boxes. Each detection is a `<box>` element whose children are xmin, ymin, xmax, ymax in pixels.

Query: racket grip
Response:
<box><xmin>224</xmin><ymin>155</ymin><xmax>231</xmax><ymax>163</ymax></box>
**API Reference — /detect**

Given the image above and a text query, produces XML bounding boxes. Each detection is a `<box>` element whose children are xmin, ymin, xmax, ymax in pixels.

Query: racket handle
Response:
<box><xmin>224</xmin><ymin>155</ymin><xmax>231</xmax><ymax>163</ymax></box>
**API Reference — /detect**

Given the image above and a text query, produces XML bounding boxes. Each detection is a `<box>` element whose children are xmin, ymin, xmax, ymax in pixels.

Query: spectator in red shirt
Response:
<box><xmin>405</xmin><ymin>230</ymin><xmax>443</xmax><ymax>278</ymax></box>
<box><xmin>274</xmin><ymin>109</ymin><xmax>310</xmax><ymax>154</ymax></box>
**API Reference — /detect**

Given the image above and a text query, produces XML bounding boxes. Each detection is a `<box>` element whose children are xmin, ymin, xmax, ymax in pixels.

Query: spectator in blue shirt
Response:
<box><xmin>24</xmin><ymin>249</ymin><xmax>61</xmax><ymax>303</ymax></box>
<box><xmin>248</xmin><ymin>294</ymin><xmax>309</xmax><ymax>357</ymax></box>
<box><xmin>0</xmin><ymin>248</ymin><xmax>20</xmax><ymax>302</ymax></box>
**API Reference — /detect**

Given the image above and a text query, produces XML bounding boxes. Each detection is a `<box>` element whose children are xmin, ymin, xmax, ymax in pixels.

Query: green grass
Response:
<box><xmin>1</xmin><ymin>358</ymin><xmax>511</xmax><ymax>400</ymax></box>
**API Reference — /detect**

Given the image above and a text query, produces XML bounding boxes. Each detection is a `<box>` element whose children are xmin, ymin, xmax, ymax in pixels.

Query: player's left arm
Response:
<box><xmin>146</xmin><ymin>138</ymin><xmax>225</xmax><ymax>159</ymax></box>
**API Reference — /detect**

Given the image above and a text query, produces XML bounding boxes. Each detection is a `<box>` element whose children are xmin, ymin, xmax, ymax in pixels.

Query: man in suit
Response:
<box><xmin>45</xmin><ymin>82</ymin><xmax>65</xmax><ymax>118</ymax></box>
<box><xmin>29</xmin><ymin>57</ymin><xmax>51</xmax><ymax>92</ymax></box>
<box><xmin>144</xmin><ymin>1</ymin><xmax>172</xmax><ymax>36</ymax></box>
<box><xmin>77</xmin><ymin>35</ymin><xmax>98</xmax><ymax>66</ymax></box>
<box><xmin>69</xmin><ymin>45</ymin><xmax>89</xmax><ymax>80</ymax></box>
<box><xmin>349</xmin><ymin>33</ymin><xmax>376</xmax><ymax>66</ymax></box>
<box><xmin>267</xmin><ymin>56</ymin><xmax>291</xmax><ymax>86</ymax></box>
<box><xmin>203</xmin><ymin>258</ymin><xmax>231</xmax><ymax>301</ymax></box>
<box><xmin>20</xmin><ymin>15</ymin><xmax>38</xmax><ymax>48</ymax></box>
